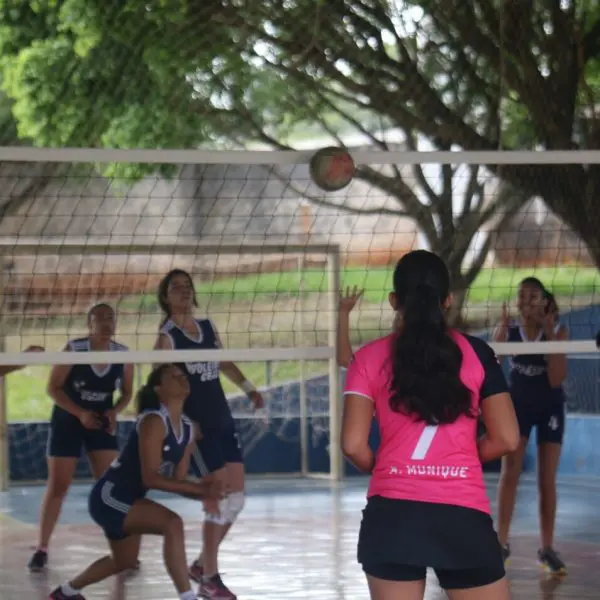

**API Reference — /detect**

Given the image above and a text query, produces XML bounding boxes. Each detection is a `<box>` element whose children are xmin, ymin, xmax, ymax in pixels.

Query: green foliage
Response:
<box><xmin>0</xmin><ymin>0</ymin><xmax>599</xmax><ymax>267</ymax></box>
<box><xmin>0</xmin><ymin>0</ymin><xmax>242</xmax><ymax>177</ymax></box>
<box><xmin>2</xmin><ymin>1</ymin><xmax>600</xmax><ymax>155</ymax></box>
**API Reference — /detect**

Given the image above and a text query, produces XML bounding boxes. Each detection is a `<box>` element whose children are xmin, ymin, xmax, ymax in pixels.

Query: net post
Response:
<box><xmin>327</xmin><ymin>246</ymin><xmax>342</xmax><ymax>481</ymax></box>
<box><xmin>0</xmin><ymin>253</ymin><xmax>8</xmax><ymax>491</ymax></box>
<box><xmin>298</xmin><ymin>256</ymin><xmax>309</xmax><ymax>477</ymax></box>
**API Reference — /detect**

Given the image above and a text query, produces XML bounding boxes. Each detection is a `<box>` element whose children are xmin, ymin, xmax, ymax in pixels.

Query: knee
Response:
<box><xmin>164</xmin><ymin>512</ymin><xmax>184</xmax><ymax>538</ymax></box>
<box><xmin>204</xmin><ymin>497</ymin><xmax>229</xmax><ymax>526</ymax></box>
<box><xmin>222</xmin><ymin>491</ymin><xmax>245</xmax><ymax>524</ymax></box>
<box><xmin>114</xmin><ymin>554</ymin><xmax>139</xmax><ymax>573</ymax></box>
<box><xmin>500</xmin><ymin>459</ymin><xmax>522</xmax><ymax>487</ymax></box>
<box><xmin>46</xmin><ymin>479</ymin><xmax>71</xmax><ymax>500</ymax></box>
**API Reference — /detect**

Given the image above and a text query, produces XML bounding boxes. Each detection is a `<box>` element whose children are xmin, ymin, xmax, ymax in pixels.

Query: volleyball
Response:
<box><xmin>309</xmin><ymin>146</ymin><xmax>356</xmax><ymax>192</ymax></box>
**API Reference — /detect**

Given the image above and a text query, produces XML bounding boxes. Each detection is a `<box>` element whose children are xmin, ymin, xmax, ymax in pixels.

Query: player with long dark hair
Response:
<box><xmin>494</xmin><ymin>278</ymin><xmax>569</xmax><ymax>574</ymax></box>
<box><xmin>155</xmin><ymin>269</ymin><xmax>264</xmax><ymax>600</ymax></box>
<box><xmin>28</xmin><ymin>303</ymin><xmax>134</xmax><ymax>572</ymax></box>
<box><xmin>49</xmin><ymin>363</ymin><xmax>222</xmax><ymax>600</ymax></box>
<box><xmin>342</xmin><ymin>250</ymin><xmax>519</xmax><ymax>600</ymax></box>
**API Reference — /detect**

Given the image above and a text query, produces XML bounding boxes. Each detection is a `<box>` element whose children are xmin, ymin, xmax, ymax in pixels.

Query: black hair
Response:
<box><xmin>519</xmin><ymin>276</ymin><xmax>545</xmax><ymax>293</ymax></box>
<box><xmin>87</xmin><ymin>302</ymin><xmax>114</xmax><ymax>324</ymax></box>
<box><xmin>389</xmin><ymin>250</ymin><xmax>473</xmax><ymax>425</ymax></box>
<box><xmin>543</xmin><ymin>289</ymin><xmax>559</xmax><ymax>316</ymax></box>
<box><xmin>157</xmin><ymin>269</ymin><xmax>198</xmax><ymax>327</ymax></box>
<box><xmin>136</xmin><ymin>364</ymin><xmax>172</xmax><ymax>414</ymax></box>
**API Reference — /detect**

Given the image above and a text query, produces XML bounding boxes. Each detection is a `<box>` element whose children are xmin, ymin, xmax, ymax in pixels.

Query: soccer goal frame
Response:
<box><xmin>0</xmin><ymin>238</ymin><xmax>343</xmax><ymax>490</ymax></box>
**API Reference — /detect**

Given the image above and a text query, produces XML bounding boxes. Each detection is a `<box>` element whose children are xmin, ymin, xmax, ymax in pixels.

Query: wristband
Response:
<box><xmin>241</xmin><ymin>379</ymin><xmax>256</xmax><ymax>394</ymax></box>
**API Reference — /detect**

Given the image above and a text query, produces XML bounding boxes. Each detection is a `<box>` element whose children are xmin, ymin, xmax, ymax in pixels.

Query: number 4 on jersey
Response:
<box><xmin>411</xmin><ymin>425</ymin><xmax>439</xmax><ymax>460</ymax></box>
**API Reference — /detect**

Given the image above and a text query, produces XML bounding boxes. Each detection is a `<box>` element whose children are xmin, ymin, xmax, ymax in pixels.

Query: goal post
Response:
<box><xmin>0</xmin><ymin>238</ymin><xmax>342</xmax><ymax>489</ymax></box>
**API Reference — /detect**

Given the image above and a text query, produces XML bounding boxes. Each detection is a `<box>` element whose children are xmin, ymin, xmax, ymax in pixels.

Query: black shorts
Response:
<box><xmin>358</xmin><ymin>496</ymin><xmax>505</xmax><ymax>590</ymax></box>
<box><xmin>190</xmin><ymin>422</ymin><xmax>243</xmax><ymax>476</ymax></box>
<box><xmin>513</xmin><ymin>397</ymin><xmax>565</xmax><ymax>445</ymax></box>
<box><xmin>47</xmin><ymin>413</ymin><xmax>118</xmax><ymax>458</ymax></box>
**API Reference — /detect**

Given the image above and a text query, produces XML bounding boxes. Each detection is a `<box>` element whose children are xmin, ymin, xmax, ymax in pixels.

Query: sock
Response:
<box><xmin>180</xmin><ymin>591</ymin><xmax>196</xmax><ymax>600</ymax></box>
<box><xmin>37</xmin><ymin>546</ymin><xmax>48</xmax><ymax>553</ymax></box>
<box><xmin>60</xmin><ymin>583</ymin><xmax>80</xmax><ymax>597</ymax></box>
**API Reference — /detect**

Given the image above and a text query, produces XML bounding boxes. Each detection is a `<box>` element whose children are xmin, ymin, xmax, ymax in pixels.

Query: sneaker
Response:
<box><xmin>199</xmin><ymin>574</ymin><xmax>237</xmax><ymax>600</ymax></box>
<box><xmin>28</xmin><ymin>549</ymin><xmax>48</xmax><ymax>572</ymax></box>
<box><xmin>48</xmin><ymin>587</ymin><xmax>86</xmax><ymax>600</ymax></box>
<box><xmin>189</xmin><ymin>560</ymin><xmax>204</xmax><ymax>583</ymax></box>
<box><xmin>501</xmin><ymin>543</ymin><xmax>511</xmax><ymax>565</ymax></box>
<box><xmin>538</xmin><ymin>547</ymin><xmax>567</xmax><ymax>576</ymax></box>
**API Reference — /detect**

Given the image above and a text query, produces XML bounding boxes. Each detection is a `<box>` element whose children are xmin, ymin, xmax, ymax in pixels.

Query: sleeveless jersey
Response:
<box><xmin>160</xmin><ymin>319</ymin><xmax>232</xmax><ymax>430</ymax></box>
<box><xmin>344</xmin><ymin>331</ymin><xmax>508</xmax><ymax>515</ymax></box>
<box><xmin>105</xmin><ymin>405</ymin><xmax>193</xmax><ymax>498</ymax></box>
<box><xmin>54</xmin><ymin>337</ymin><xmax>126</xmax><ymax>417</ymax></box>
<box><xmin>506</xmin><ymin>323</ymin><xmax>564</xmax><ymax>405</ymax></box>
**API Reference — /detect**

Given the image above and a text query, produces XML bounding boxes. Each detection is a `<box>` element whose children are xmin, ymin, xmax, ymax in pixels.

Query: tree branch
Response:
<box><xmin>267</xmin><ymin>166</ymin><xmax>409</xmax><ymax>217</ymax></box>
<box><xmin>354</xmin><ymin>164</ymin><xmax>438</xmax><ymax>243</ymax></box>
<box><xmin>405</xmin><ymin>131</ymin><xmax>440</xmax><ymax>209</ymax></box>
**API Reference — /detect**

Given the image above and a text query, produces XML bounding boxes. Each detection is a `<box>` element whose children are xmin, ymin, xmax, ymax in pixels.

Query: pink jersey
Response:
<box><xmin>344</xmin><ymin>331</ymin><xmax>490</xmax><ymax>514</ymax></box>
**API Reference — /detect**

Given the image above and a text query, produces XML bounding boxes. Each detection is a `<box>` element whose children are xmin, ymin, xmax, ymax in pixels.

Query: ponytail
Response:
<box><xmin>389</xmin><ymin>252</ymin><xmax>473</xmax><ymax>425</ymax></box>
<box><xmin>136</xmin><ymin>363</ymin><xmax>171</xmax><ymax>414</ymax></box>
<box><xmin>136</xmin><ymin>385</ymin><xmax>161</xmax><ymax>414</ymax></box>
<box><xmin>544</xmin><ymin>289</ymin><xmax>559</xmax><ymax>316</ymax></box>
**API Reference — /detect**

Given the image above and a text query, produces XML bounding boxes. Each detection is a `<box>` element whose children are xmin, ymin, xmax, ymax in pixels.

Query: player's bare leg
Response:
<box><xmin>29</xmin><ymin>457</ymin><xmax>77</xmax><ymax>571</ymax></box>
<box><xmin>197</xmin><ymin>463</ymin><xmax>245</xmax><ymax>600</ymax></box>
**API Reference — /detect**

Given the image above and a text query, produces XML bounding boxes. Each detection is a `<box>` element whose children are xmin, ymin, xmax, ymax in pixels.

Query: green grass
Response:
<box><xmin>6</xmin><ymin>360</ymin><xmax>328</xmax><ymax>423</ymax></box>
<box><xmin>5</xmin><ymin>265</ymin><xmax>599</xmax><ymax>423</ymax></box>
<box><xmin>128</xmin><ymin>265</ymin><xmax>600</xmax><ymax>308</ymax></box>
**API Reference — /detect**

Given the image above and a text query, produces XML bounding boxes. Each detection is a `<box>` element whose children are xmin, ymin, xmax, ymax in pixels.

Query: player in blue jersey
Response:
<box><xmin>29</xmin><ymin>303</ymin><xmax>134</xmax><ymax>573</ymax></box>
<box><xmin>49</xmin><ymin>363</ymin><xmax>222</xmax><ymax>600</ymax></box>
<box><xmin>155</xmin><ymin>269</ymin><xmax>264</xmax><ymax>600</ymax></box>
<box><xmin>494</xmin><ymin>278</ymin><xmax>568</xmax><ymax>575</ymax></box>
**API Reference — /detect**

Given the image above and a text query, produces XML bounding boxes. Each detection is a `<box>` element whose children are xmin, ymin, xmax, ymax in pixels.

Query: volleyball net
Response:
<box><xmin>0</xmin><ymin>148</ymin><xmax>599</xmax><ymax>488</ymax></box>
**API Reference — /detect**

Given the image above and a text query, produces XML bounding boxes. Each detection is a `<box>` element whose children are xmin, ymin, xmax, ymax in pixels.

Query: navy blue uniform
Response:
<box><xmin>89</xmin><ymin>405</ymin><xmax>193</xmax><ymax>540</ymax></box>
<box><xmin>160</xmin><ymin>319</ymin><xmax>243</xmax><ymax>476</ymax></box>
<box><xmin>507</xmin><ymin>324</ymin><xmax>565</xmax><ymax>444</ymax></box>
<box><xmin>47</xmin><ymin>338</ymin><xmax>126</xmax><ymax>458</ymax></box>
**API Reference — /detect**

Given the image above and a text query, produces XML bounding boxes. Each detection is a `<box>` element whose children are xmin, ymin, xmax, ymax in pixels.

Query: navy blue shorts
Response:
<box><xmin>47</xmin><ymin>413</ymin><xmax>118</xmax><ymax>458</ymax></box>
<box><xmin>512</xmin><ymin>398</ymin><xmax>565</xmax><ymax>445</ymax></box>
<box><xmin>89</xmin><ymin>476</ymin><xmax>140</xmax><ymax>541</ymax></box>
<box><xmin>190</xmin><ymin>422</ymin><xmax>243</xmax><ymax>476</ymax></box>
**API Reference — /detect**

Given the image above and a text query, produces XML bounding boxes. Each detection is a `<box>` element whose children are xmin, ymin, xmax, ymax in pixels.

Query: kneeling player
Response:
<box><xmin>49</xmin><ymin>364</ymin><xmax>222</xmax><ymax>600</ymax></box>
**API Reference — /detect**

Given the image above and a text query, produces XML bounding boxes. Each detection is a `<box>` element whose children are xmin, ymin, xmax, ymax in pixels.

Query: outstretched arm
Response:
<box><xmin>337</xmin><ymin>287</ymin><xmax>363</xmax><ymax>368</ymax></box>
<box><xmin>0</xmin><ymin>345</ymin><xmax>45</xmax><ymax>376</ymax></box>
<box><xmin>544</xmin><ymin>321</ymin><xmax>568</xmax><ymax>388</ymax></box>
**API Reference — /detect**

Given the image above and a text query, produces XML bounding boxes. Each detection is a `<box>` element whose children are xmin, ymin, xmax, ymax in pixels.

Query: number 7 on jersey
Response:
<box><xmin>411</xmin><ymin>425</ymin><xmax>439</xmax><ymax>460</ymax></box>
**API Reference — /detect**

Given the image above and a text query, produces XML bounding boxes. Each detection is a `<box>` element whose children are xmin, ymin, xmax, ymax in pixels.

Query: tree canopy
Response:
<box><xmin>0</xmin><ymin>0</ymin><xmax>599</xmax><ymax>270</ymax></box>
